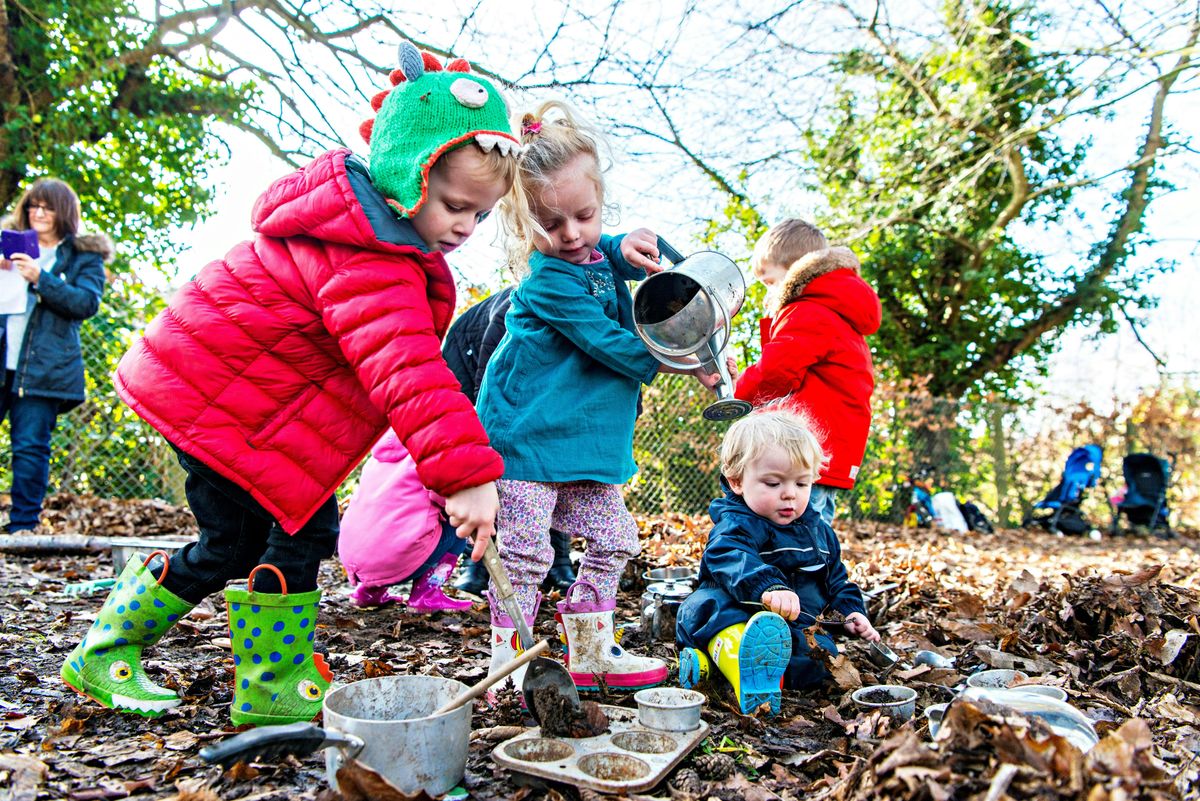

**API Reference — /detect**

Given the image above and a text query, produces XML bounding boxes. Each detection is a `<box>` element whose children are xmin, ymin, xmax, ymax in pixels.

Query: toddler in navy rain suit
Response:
<box><xmin>675</xmin><ymin>406</ymin><xmax>880</xmax><ymax>714</ymax></box>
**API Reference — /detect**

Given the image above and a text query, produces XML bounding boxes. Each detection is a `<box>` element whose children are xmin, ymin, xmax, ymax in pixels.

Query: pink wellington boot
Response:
<box><xmin>350</xmin><ymin>582</ymin><xmax>403</xmax><ymax>608</ymax></box>
<box><xmin>406</xmin><ymin>552</ymin><xmax>474</xmax><ymax>613</ymax></box>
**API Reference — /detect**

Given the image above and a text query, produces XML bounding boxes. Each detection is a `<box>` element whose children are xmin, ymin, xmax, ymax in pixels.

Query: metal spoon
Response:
<box><xmin>476</xmin><ymin>539</ymin><xmax>581</xmax><ymax>723</ymax></box>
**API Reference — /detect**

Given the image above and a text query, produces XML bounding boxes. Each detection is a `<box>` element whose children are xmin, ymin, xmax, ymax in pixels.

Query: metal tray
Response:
<box><xmin>491</xmin><ymin>705</ymin><xmax>709</xmax><ymax>794</ymax></box>
<box><xmin>110</xmin><ymin>538</ymin><xmax>193</xmax><ymax>573</ymax></box>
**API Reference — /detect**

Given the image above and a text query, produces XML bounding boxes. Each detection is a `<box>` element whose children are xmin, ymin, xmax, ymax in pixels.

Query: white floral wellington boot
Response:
<box><xmin>556</xmin><ymin>580</ymin><xmax>666</xmax><ymax>691</ymax></box>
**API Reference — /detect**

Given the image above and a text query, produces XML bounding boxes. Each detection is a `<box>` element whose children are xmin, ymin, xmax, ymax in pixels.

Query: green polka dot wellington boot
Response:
<box><xmin>60</xmin><ymin>550</ymin><xmax>195</xmax><ymax>717</ymax></box>
<box><xmin>225</xmin><ymin>565</ymin><xmax>333</xmax><ymax>727</ymax></box>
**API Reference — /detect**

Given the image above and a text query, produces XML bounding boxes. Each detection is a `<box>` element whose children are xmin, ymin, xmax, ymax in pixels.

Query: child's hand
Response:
<box><xmin>622</xmin><ymin>228</ymin><xmax>661</xmax><ymax>272</ymax></box>
<box><xmin>761</xmin><ymin>589</ymin><xmax>802</xmax><ymax>621</ymax></box>
<box><xmin>445</xmin><ymin>482</ymin><xmax>499</xmax><ymax>561</ymax></box>
<box><xmin>844</xmin><ymin>612</ymin><xmax>881</xmax><ymax>642</ymax></box>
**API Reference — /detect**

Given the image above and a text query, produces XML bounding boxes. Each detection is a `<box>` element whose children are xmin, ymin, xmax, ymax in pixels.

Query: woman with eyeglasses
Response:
<box><xmin>1</xmin><ymin>178</ymin><xmax>110</xmax><ymax>532</ymax></box>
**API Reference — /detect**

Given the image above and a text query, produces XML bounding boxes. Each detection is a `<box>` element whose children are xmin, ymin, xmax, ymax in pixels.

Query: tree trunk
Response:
<box><xmin>988</xmin><ymin>404</ymin><xmax>1011</xmax><ymax>526</ymax></box>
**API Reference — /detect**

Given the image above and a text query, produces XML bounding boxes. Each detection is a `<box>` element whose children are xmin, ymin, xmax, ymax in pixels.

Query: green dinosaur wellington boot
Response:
<box><xmin>226</xmin><ymin>565</ymin><xmax>333</xmax><ymax>727</ymax></box>
<box><xmin>61</xmin><ymin>551</ymin><xmax>195</xmax><ymax>717</ymax></box>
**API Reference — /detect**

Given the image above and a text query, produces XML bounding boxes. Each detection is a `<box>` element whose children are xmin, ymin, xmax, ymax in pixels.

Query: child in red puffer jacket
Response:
<box><xmin>60</xmin><ymin>41</ymin><xmax>520</xmax><ymax>728</ymax></box>
<box><xmin>735</xmin><ymin>219</ymin><xmax>881</xmax><ymax>526</ymax></box>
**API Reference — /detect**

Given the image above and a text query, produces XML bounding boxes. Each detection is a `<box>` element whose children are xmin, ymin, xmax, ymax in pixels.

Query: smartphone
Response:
<box><xmin>1</xmin><ymin>229</ymin><xmax>39</xmax><ymax>260</ymax></box>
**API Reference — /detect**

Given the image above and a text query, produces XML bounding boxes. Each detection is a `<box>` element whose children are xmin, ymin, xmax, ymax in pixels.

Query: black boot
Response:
<box><xmin>541</xmin><ymin>528</ymin><xmax>576</xmax><ymax>593</ymax></box>
<box><xmin>452</xmin><ymin>553</ymin><xmax>488</xmax><ymax>597</ymax></box>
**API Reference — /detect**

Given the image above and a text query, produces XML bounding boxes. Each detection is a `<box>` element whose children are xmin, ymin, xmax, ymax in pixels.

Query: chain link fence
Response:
<box><xmin>5</xmin><ymin>319</ymin><xmax>1195</xmax><ymax>533</ymax></box>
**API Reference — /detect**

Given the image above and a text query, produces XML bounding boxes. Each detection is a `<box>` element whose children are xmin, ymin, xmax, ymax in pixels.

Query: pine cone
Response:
<box><xmin>669</xmin><ymin>767</ymin><xmax>705</xmax><ymax>797</ymax></box>
<box><xmin>694</xmin><ymin>752</ymin><xmax>736</xmax><ymax>780</ymax></box>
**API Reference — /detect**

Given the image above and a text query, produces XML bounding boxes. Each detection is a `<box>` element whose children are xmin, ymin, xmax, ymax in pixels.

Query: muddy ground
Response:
<box><xmin>1</xmin><ymin>495</ymin><xmax>1198</xmax><ymax>800</ymax></box>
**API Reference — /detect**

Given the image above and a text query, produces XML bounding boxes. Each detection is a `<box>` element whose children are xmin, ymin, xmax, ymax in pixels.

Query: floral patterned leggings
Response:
<box><xmin>493</xmin><ymin>479</ymin><xmax>640</xmax><ymax>616</ymax></box>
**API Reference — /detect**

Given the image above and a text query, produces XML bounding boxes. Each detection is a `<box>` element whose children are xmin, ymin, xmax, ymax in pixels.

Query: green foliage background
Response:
<box><xmin>0</xmin><ymin>0</ymin><xmax>256</xmax><ymax>501</ymax></box>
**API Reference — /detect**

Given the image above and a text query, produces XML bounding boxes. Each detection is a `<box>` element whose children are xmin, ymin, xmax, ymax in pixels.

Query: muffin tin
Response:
<box><xmin>492</xmin><ymin>705</ymin><xmax>709</xmax><ymax>793</ymax></box>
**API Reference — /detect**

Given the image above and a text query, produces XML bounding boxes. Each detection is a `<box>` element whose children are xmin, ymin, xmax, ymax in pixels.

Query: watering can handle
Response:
<box><xmin>658</xmin><ymin>239</ymin><xmax>686</xmax><ymax>266</ymax></box>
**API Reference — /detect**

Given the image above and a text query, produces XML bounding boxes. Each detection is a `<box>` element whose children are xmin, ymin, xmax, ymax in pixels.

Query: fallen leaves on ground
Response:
<box><xmin>0</xmin><ymin>494</ymin><xmax>1198</xmax><ymax>799</ymax></box>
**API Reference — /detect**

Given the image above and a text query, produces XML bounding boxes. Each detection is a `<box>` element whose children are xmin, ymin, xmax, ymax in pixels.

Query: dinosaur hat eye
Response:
<box><xmin>297</xmin><ymin>679</ymin><xmax>323</xmax><ymax>701</ymax></box>
<box><xmin>109</xmin><ymin>661</ymin><xmax>133</xmax><ymax>682</ymax></box>
<box><xmin>450</xmin><ymin>78</ymin><xmax>488</xmax><ymax>109</ymax></box>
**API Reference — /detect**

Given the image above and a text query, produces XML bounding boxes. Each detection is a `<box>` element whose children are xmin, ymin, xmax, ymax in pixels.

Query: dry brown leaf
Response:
<box><xmin>335</xmin><ymin>758</ymin><xmax>436</xmax><ymax>801</ymax></box>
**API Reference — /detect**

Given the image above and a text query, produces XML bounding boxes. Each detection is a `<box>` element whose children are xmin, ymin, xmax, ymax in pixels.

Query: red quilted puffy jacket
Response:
<box><xmin>736</xmin><ymin>248</ymin><xmax>880</xmax><ymax>489</ymax></box>
<box><xmin>115</xmin><ymin>148</ymin><xmax>503</xmax><ymax>532</ymax></box>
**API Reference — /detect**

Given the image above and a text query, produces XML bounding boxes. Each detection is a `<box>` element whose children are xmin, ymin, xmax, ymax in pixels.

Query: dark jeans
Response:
<box><xmin>0</xmin><ymin>370</ymin><xmax>60</xmax><ymax>532</ymax></box>
<box><xmin>158</xmin><ymin>443</ymin><xmax>339</xmax><ymax>604</ymax></box>
<box><xmin>398</xmin><ymin>520</ymin><xmax>467</xmax><ymax>584</ymax></box>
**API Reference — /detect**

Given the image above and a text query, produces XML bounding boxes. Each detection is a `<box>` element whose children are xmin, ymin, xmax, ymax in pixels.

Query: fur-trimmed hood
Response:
<box><xmin>73</xmin><ymin>233</ymin><xmax>116</xmax><ymax>264</ymax></box>
<box><xmin>0</xmin><ymin>215</ymin><xmax>114</xmax><ymax>264</ymax></box>
<box><xmin>769</xmin><ymin>246</ymin><xmax>880</xmax><ymax>336</ymax></box>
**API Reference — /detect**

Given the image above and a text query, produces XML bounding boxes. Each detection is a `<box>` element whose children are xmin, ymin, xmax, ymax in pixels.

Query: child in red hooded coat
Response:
<box><xmin>734</xmin><ymin>219</ymin><xmax>881</xmax><ymax>525</ymax></box>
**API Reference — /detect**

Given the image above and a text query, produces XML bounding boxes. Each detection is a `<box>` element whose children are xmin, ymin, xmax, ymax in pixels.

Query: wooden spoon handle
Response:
<box><xmin>433</xmin><ymin>639</ymin><xmax>550</xmax><ymax>716</ymax></box>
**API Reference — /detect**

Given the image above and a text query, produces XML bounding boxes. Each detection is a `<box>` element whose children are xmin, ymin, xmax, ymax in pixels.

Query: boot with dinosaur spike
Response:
<box><xmin>226</xmin><ymin>565</ymin><xmax>333</xmax><ymax>727</ymax></box>
<box><xmin>61</xmin><ymin>550</ymin><xmax>194</xmax><ymax>717</ymax></box>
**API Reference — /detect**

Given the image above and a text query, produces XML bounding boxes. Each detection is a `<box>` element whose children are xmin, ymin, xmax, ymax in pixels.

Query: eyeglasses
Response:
<box><xmin>27</xmin><ymin>203</ymin><xmax>55</xmax><ymax>216</ymax></box>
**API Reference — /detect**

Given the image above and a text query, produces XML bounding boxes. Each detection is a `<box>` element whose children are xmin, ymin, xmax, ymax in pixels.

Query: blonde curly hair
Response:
<box><xmin>498</xmin><ymin>100</ymin><xmax>613</xmax><ymax>274</ymax></box>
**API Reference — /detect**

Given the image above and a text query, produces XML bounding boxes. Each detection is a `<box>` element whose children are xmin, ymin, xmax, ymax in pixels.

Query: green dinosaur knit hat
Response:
<box><xmin>361</xmin><ymin>42</ymin><xmax>520</xmax><ymax>217</ymax></box>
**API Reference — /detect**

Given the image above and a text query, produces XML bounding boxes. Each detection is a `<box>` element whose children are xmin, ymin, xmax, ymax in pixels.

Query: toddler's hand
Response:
<box><xmin>622</xmin><ymin>228</ymin><xmax>661</xmax><ymax>272</ymax></box>
<box><xmin>844</xmin><ymin>612</ymin><xmax>881</xmax><ymax>642</ymax></box>
<box><xmin>445</xmin><ymin>482</ymin><xmax>499</xmax><ymax>561</ymax></box>
<box><xmin>760</xmin><ymin>589</ymin><xmax>802</xmax><ymax>621</ymax></box>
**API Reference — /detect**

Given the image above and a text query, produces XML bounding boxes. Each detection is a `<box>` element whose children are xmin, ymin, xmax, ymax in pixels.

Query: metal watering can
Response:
<box><xmin>633</xmin><ymin>242</ymin><xmax>752</xmax><ymax>421</ymax></box>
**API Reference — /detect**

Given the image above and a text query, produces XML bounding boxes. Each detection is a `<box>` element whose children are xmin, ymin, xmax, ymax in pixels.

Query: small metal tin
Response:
<box><xmin>634</xmin><ymin>688</ymin><xmax>705</xmax><ymax>732</ymax></box>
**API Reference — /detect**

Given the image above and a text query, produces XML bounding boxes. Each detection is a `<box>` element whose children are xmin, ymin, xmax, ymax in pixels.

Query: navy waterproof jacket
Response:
<box><xmin>697</xmin><ymin>482</ymin><xmax>868</xmax><ymax>623</ymax></box>
<box><xmin>11</xmin><ymin>232</ymin><xmax>110</xmax><ymax>412</ymax></box>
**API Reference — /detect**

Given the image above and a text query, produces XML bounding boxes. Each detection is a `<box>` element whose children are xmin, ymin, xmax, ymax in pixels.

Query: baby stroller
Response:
<box><xmin>1110</xmin><ymin>453</ymin><xmax>1172</xmax><ymax>536</ymax></box>
<box><xmin>1023</xmin><ymin>444</ymin><xmax>1103</xmax><ymax>536</ymax></box>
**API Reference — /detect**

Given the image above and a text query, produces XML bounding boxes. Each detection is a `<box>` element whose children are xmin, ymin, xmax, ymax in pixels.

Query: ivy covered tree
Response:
<box><xmin>805</xmin><ymin>0</ymin><xmax>1197</xmax><ymax>398</ymax></box>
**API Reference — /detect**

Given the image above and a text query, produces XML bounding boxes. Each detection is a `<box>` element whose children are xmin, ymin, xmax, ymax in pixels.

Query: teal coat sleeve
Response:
<box><xmin>520</xmin><ymin>256</ymin><xmax>659</xmax><ymax>385</ymax></box>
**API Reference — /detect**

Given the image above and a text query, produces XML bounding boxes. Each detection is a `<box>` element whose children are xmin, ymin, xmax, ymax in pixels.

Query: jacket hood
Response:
<box><xmin>0</xmin><ymin>215</ymin><xmax>115</xmax><ymax>264</ymax></box>
<box><xmin>74</xmin><ymin>233</ymin><xmax>115</xmax><ymax>263</ymax></box>
<box><xmin>252</xmin><ymin>149</ymin><xmax>428</xmax><ymax>252</ymax></box>
<box><xmin>708</xmin><ymin>477</ymin><xmax>744</xmax><ymax>525</ymax></box>
<box><xmin>772</xmin><ymin>246</ymin><xmax>880</xmax><ymax>336</ymax></box>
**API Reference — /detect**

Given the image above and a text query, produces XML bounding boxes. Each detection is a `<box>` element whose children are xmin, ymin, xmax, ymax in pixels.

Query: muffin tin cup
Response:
<box><xmin>492</xmin><ymin>705</ymin><xmax>709</xmax><ymax>794</ymax></box>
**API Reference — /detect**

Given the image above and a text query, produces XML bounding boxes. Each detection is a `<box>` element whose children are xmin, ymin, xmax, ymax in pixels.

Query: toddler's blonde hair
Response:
<box><xmin>720</xmin><ymin>405</ymin><xmax>825</xmax><ymax>484</ymax></box>
<box><xmin>751</xmin><ymin>219</ymin><xmax>828</xmax><ymax>276</ymax></box>
<box><xmin>499</xmin><ymin>100</ymin><xmax>608</xmax><ymax>273</ymax></box>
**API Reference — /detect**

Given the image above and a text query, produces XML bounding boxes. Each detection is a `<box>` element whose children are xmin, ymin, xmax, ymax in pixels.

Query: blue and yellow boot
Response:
<box><xmin>678</xmin><ymin>647</ymin><xmax>711</xmax><ymax>689</ymax></box>
<box><xmin>226</xmin><ymin>565</ymin><xmax>333</xmax><ymax>727</ymax></box>
<box><xmin>60</xmin><ymin>551</ymin><xmax>194</xmax><ymax>717</ymax></box>
<box><xmin>707</xmin><ymin>612</ymin><xmax>791</xmax><ymax>715</ymax></box>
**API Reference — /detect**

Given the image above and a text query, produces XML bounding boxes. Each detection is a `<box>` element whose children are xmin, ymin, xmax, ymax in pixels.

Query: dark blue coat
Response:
<box><xmin>676</xmin><ymin>484</ymin><xmax>869</xmax><ymax>688</ymax></box>
<box><xmin>11</xmin><ymin>233</ymin><xmax>109</xmax><ymax>412</ymax></box>
<box><xmin>697</xmin><ymin>484</ymin><xmax>867</xmax><ymax>620</ymax></box>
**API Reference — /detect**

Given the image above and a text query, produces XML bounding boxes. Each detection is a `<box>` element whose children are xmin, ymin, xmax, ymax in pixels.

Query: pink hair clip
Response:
<box><xmin>521</xmin><ymin>119</ymin><xmax>542</xmax><ymax>136</ymax></box>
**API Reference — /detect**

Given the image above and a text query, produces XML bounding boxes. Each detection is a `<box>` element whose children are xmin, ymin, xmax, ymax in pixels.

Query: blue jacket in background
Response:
<box><xmin>477</xmin><ymin>234</ymin><xmax>659</xmax><ymax>484</ymax></box>
<box><xmin>10</xmin><ymin>232</ymin><xmax>109</xmax><ymax>413</ymax></box>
